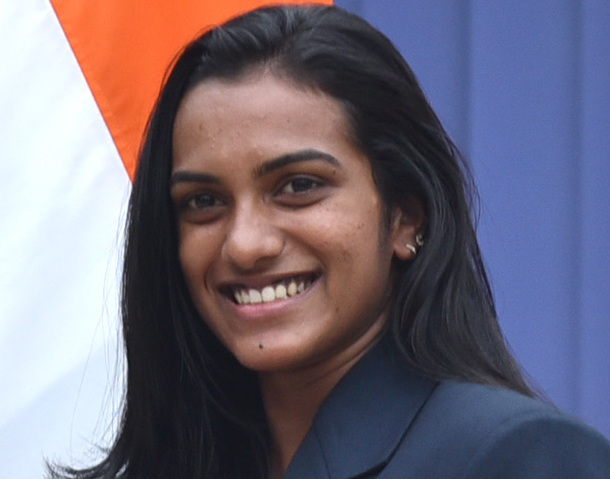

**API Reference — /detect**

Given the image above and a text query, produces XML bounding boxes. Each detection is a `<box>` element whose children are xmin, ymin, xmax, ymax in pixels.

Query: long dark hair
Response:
<box><xmin>50</xmin><ymin>5</ymin><xmax>533</xmax><ymax>479</ymax></box>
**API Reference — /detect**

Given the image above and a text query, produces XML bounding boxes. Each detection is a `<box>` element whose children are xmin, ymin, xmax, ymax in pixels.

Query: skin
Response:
<box><xmin>171</xmin><ymin>71</ymin><xmax>421</xmax><ymax>476</ymax></box>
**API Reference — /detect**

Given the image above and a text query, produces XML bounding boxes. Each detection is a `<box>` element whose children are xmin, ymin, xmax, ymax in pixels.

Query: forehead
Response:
<box><xmin>172</xmin><ymin>72</ymin><xmax>357</xmax><ymax>168</ymax></box>
<box><xmin>178</xmin><ymin>70</ymin><xmax>339</xmax><ymax>113</ymax></box>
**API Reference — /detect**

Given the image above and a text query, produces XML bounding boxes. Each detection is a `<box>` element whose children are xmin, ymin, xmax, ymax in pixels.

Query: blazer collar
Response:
<box><xmin>284</xmin><ymin>336</ymin><xmax>438</xmax><ymax>479</ymax></box>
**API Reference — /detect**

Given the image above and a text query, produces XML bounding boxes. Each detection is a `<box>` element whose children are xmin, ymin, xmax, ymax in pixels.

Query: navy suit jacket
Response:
<box><xmin>284</xmin><ymin>338</ymin><xmax>610</xmax><ymax>478</ymax></box>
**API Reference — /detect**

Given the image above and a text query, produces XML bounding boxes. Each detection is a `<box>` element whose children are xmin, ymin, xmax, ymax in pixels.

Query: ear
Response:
<box><xmin>389</xmin><ymin>197</ymin><xmax>425</xmax><ymax>261</ymax></box>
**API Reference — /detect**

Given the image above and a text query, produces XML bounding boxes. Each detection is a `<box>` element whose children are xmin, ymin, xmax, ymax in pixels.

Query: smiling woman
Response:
<box><xmin>171</xmin><ymin>74</ymin><xmax>401</xmax><ymax>379</ymax></box>
<box><xmin>49</xmin><ymin>5</ymin><xmax>610</xmax><ymax>479</ymax></box>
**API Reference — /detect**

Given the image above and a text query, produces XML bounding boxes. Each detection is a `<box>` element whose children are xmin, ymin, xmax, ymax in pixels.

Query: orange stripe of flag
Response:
<box><xmin>50</xmin><ymin>0</ymin><xmax>332</xmax><ymax>179</ymax></box>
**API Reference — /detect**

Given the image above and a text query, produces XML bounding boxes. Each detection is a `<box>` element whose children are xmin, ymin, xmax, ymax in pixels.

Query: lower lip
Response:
<box><xmin>224</xmin><ymin>278</ymin><xmax>318</xmax><ymax>321</ymax></box>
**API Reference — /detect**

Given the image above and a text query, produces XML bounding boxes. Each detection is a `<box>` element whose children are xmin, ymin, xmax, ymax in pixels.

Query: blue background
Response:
<box><xmin>336</xmin><ymin>0</ymin><xmax>610</xmax><ymax>438</ymax></box>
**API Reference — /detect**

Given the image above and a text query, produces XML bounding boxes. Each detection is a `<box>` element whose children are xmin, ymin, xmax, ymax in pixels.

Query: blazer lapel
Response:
<box><xmin>284</xmin><ymin>337</ymin><xmax>438</xmax><ymax>479</ymax></box>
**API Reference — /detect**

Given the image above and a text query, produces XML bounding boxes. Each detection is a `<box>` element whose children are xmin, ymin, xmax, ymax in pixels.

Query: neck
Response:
<box><xmin>260</xmin><ymin>335</ymin><xmax>382</xmax><ymax>478</ymax></box>
<box><xmin>262</xmin><ymin>365</ymin><xmax>345</xmax><ymax>477</ymax></box>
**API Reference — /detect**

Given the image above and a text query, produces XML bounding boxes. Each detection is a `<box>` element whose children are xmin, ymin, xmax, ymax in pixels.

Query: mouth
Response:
<box><xmin>223</xmin><ymin>274</ymin><xmax>319</xmax><ymax>306</ymax></box>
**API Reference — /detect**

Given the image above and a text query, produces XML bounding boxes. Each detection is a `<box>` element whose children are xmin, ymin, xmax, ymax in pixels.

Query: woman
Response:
<box><xmin>51</xmin><ymin>5</ymin><xmax>610</xmax><ymax>479</ymax></box>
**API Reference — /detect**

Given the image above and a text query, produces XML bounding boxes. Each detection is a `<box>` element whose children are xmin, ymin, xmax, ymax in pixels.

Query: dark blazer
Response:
<box><xmin>284</xmin><ymin>338</ymin><xmax>610</xmax><ymax>478</ymax></box>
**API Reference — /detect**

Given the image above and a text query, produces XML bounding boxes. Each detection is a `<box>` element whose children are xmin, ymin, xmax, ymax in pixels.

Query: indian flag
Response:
<box><xmin>0</xmin><ymin>1</ymin><xmax>331</xmax><ymax>476</ymax></box>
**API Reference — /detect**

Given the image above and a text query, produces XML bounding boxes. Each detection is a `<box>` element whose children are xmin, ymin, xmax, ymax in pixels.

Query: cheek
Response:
<box><xmin>178</xmin><ymin>245</ymin><xmax>199</xmax><ymax>301</ymax></box>
<box><xmin>178</xmin><ymin>230</ymin><xmax>195</xmax><ymax>273</ymax></box>
<box><xmin>177</xmin><ymin>228</ymin><xmax>215</xmax><ymax>289</ymax></box>
<box><xmin>323</xmin><ymin>214</ymin><xmax>391</xmax><ymax>276</ymax></box>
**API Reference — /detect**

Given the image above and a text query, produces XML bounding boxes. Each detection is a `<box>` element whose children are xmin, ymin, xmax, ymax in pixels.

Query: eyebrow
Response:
<box><xmin>170</xmin><ymin>171</ymin><xmax>220</xmax><ymax>187</ymax></box>
<box><xmin>171</xmin><ymin>149</ymin><xmax>340</xmax><ymax>187</ymax></box>
<box><xmin>254</xmin><ymin>149</ymin><xmax>341</xmax><ymax>177</ymax></box>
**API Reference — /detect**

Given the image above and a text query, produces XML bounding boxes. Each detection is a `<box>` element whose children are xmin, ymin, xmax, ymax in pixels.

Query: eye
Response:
<box><xmin>175</xmin><ymin>192</ymin><xmax>226</xmax><ymax>224</ymax></box>
<box><xmin>187</xmin><ymin>193</ymin><xmax>222</xmax><ymax>210</ymax></box>
<box><xmin>274</xmin><ymin>175</ymin><xmax>329</xmax><ymax>208</ymax></box>
<box><xmin>279</xmin><ymin>177</ymin><xmax>323</xmax><ymax>195</ymax></box>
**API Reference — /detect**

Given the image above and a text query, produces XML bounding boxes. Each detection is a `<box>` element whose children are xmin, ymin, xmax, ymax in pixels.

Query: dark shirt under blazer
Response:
<box><xmin>284</xmin><ymin>338</ymin><xmax>610</xmax><ymax>478</ymax></box>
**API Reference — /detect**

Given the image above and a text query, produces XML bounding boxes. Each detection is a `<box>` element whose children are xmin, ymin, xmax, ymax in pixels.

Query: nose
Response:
<box><xmin>221</xmin><ymin>201</ymin><xmax>284</xmax><ymax>271</ymax></box>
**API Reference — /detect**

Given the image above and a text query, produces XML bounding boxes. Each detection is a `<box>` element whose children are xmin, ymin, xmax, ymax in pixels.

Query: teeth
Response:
<box><xmin>249</xmin><ymin>289</ymin><xmax>262</xmax><ymax>304</ymax></box>
<box><xmin>261</xmin><ymin>286</ymin><xmax>275</xmax><ymax>303</ymax></box>
<box><xmin>232</xmin><ymin>278</ymin><xmax>312</xmax><ymax>305</ymax></box>
<box><xmin>275</xmin><ymin>284</ymin><xmax>287</xmax><ymax>299</ymax></box>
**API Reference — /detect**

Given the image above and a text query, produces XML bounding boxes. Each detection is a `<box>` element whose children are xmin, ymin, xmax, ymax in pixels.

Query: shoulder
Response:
<box><xmin>385</xmin><ymin>380</ymin><xmax>610</xmax><ymax>478</ymax></box>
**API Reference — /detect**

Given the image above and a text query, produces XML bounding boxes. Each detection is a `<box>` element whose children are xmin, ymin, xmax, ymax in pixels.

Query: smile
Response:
<box><xmin>229</xmin><ymin>275</ymin><xmax>317</xmax><ymax>305</ymax></box>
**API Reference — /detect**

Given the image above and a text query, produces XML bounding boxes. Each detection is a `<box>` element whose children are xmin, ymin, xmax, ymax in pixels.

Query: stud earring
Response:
<box><xmin>415</xmin><ymin>233</ymin><xmax>424</xmax><ymax>247</ymax></box>
<box><xmin>406</xmin><ymin>243</ymin><xmax>417</xmax><ymax>255</ymax></box>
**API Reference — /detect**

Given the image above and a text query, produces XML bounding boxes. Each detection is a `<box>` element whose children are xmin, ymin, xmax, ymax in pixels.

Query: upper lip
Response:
<box><xmin>217</xmin><ymin>271</ymin><xmax>320</xmax><ymax>293</ymax></box>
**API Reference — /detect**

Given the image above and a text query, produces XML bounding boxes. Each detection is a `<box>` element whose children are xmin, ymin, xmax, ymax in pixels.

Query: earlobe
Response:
<box><xmin>390</xmin><ymin>200</ymin><xmax>425</xmax><ymax>261</ymax></box>
<box><xmin>392</xmin><ymin>220</ymin><xmax>421</xmax><ymax>260</ymax></box>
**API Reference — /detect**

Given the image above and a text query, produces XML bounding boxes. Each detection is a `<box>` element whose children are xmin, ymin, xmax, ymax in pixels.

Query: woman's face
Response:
<box><xmin>171</xmin><ymin>72</ymin><xmax>415</xmax><ymax>374</ymax></box>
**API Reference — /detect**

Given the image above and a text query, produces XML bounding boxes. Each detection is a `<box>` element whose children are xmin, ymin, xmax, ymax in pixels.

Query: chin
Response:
<box><xmin>230</xmin><ymin>340</ymin><xmax>311</xmax><ymax>373</ymax></box>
